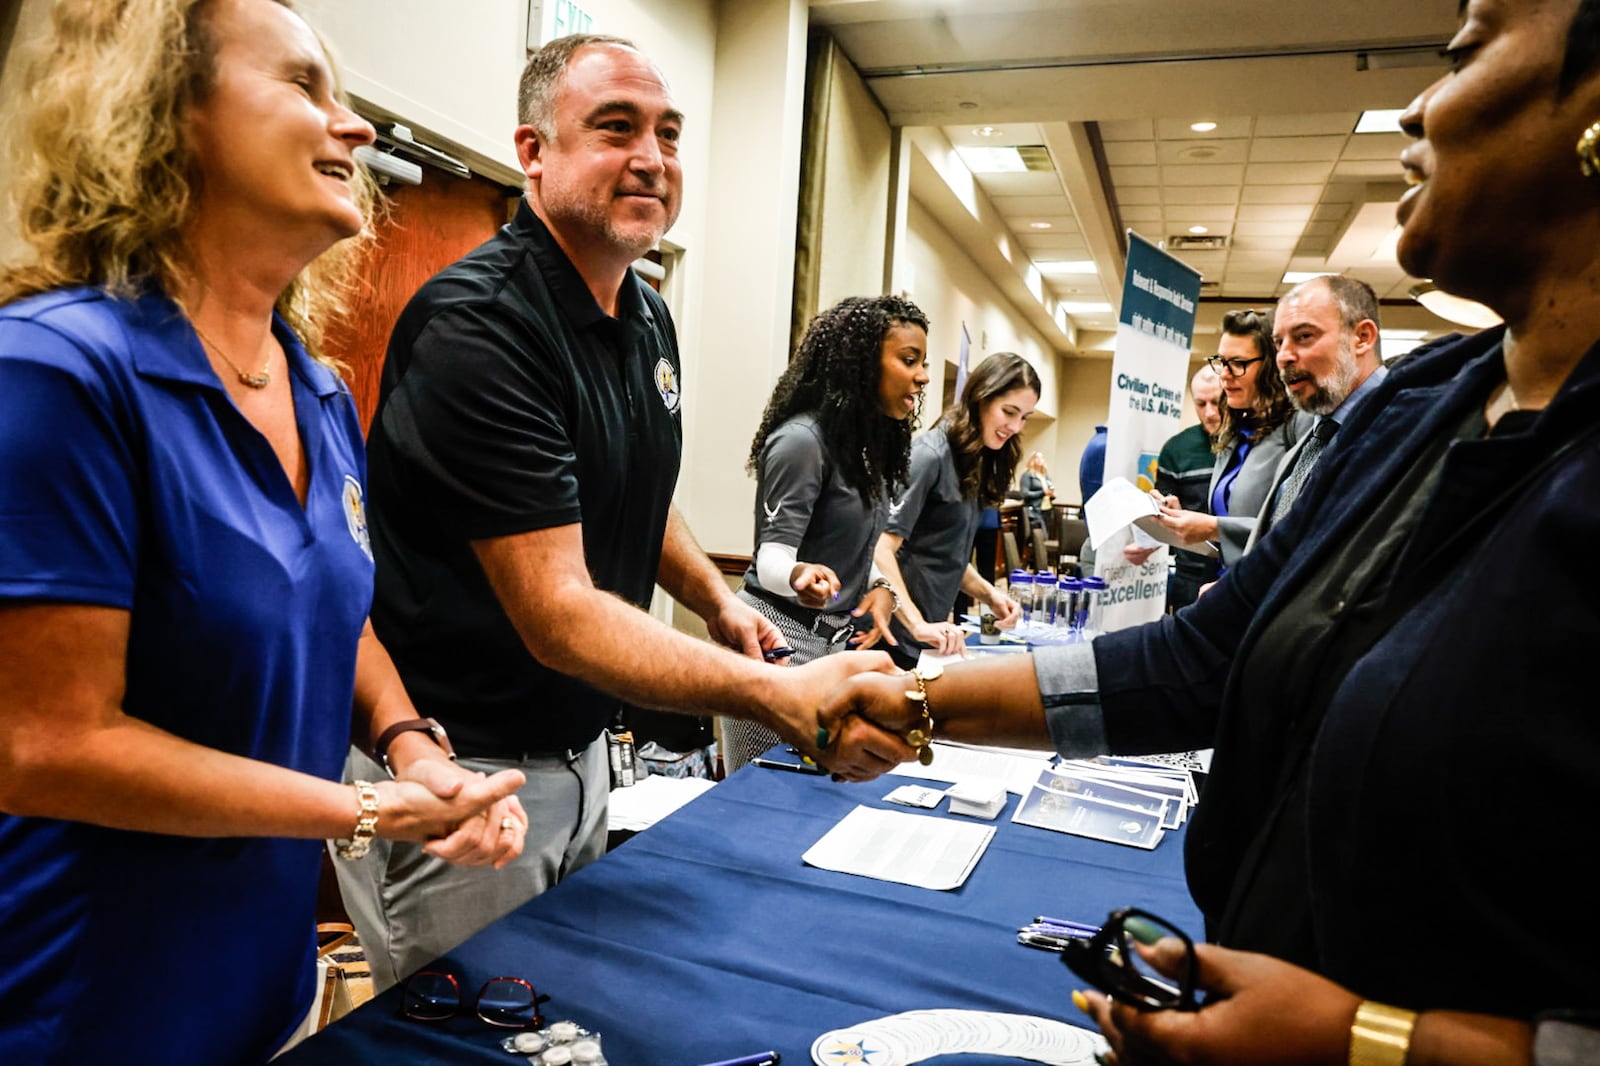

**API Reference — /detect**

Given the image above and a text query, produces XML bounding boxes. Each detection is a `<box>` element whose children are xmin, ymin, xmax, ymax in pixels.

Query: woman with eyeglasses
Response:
<box><xmin>1135</xmin><ymin>309</ymin><xmax>1310</xmax><ymax>570</ymax></box>
<box><xmin>821</xmin><ymin>0</ymin><xmax>1600</xmax><ymax>1061</ymax></box>
<box><xmin>0</xmin><ymin>2</ymin><xmax>527</xmax><ymax>1062</ymax></box>
<box><xmin>721</xmin><ymin>294</ymin><xmax>928</xmax><ymax>771</ymax></box>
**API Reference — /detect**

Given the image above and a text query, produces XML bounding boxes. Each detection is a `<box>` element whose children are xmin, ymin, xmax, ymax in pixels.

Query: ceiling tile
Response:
<box><xmin>1234</xmin><ymin>220</ymin><xmax>1308</xmax><ymax>237</ymax></box>
<box><xmin>1331</xmin><ymin>159</ymin><xmax>1405</xmax><ymax>179</ymax></box>
<box><xmin>1116</xmin><ymin>186</ymin><xmax>1163</xmax><ymax>205</ymax></box>
<box><xmin>1163</xmin><ymin>205</ymin><xmax>1239</xmax><ymax>224</ymax></box>
<box><xmin>1302</xmin><ymin>221</ymin><xmax>1340</xmax><ymax>237</ymax></box>
<box><xmin>1120</xmin><ymin>204</ymin><xmax>1164</xmax><ymax>222</ymax></box>
<box><xmin>1111</xmin><ymin>165</ymin><xmax>1161</xmax><ymax>186</ymax></box>
<box><xmin>1098</xmin><ymin>118</ymin><xmax>1154</xmax><ymax>142</ymax></box>
<box><xmin>975</xmin><ymin>172</ymin><xmax>1063</xmax><ymax>196</ymax></box>
<box><xmin>1157</xmin><ymin>139</ymin><xmax>1249</xmax><ymax>165</ymax></box>
<box><xmin>1162</xmin><ymin>163</ymin><xmax>1246</xmax><ymax>186</ymax></box>
<box><xmin>1020</xmin><ymin>236</ymin><xmax>1091</xmax><ymax>254</ymax></box>
<box><xmin>1313</xmin><ymin>203</ymin><xmax>1355</xmax><ymax>222</ymax></box>
<box><xmin>1236</xmin><ymin>204</ymin><xmax>1315</xmax><ymax>223</ymax></box>
<box><xmin>1173</xmin><ymin>250</ymin><xmax>1229</xmax><ymax>273</ymax></box>
<box><xmin>1341</xmin><ymin>132</ymin><xmax>1410</xmax><ymax>160</ymax></box>
<box><xmin>1244</xmin><ymin>161</ymin><xmax>1335</xmax><ymax>184</ymax></box>
<box><xmin>1155</xmin><ymin>117</ymin><xmax>1252</xmax><ymax>139</ymax></box>
<box><xmin>941</xmin><ymin>123</ymin><xmax>1046</xmax><ymax>147</ymax></box>
<box><xmin>1230</xmin><ymin>234</ymin><xmax>1300</xmax><ymax>251</ymax></box>
<box><xmin>1103</xmin><ymin>141</ymin><xmax>1158</xmax><ymax>166</ymax></box>
<box><xmin>1253</xmin><ymin>113</ymin><xmax>1360</xmax><ymax>137</ymax></box>
<box><xmin>1162</xmin><ymin>185</ymin><xmax>1241</xmax><ymax>205</ymax></box>
<box><xmin>1248</xmin><ymin>135</ymin><xmax>1347</xmax><ymax>163</ymax></box>
<box><xmin>1240</xmin><ymin>184</ymin><xmax>1325</xmax><ymax>204</ymax></box>
<box><xmin>992</xmin><ymin>195</ymin><xmax>1076</xmax><ymax>214</ymax></box>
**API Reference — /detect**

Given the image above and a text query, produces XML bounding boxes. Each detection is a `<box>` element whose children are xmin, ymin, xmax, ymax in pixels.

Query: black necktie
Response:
<box><xmin>1270</xmin><ymin>417</ymin><xmax>1339</xmax><ymax>526</ymax></box>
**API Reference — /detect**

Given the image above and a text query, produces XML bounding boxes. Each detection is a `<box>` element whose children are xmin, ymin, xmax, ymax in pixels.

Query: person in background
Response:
<box><xmin>821</xmin><ymin>1</ymin><xmax>1600</xmax><ymax>1058</ymax></box>
<box><xmin>724</xmin><ymin>295</ymin><xmax>928</xmax><ymax>769</ymax></box>
<box><xmin>1123</xmin><ymin>365</ymin><xmax>1224</xmax><ymax>610</ymax></box>
<box><xmin>1246</xmin><ymin>274</ymin><xmax>1386</xmax><ymax>550</ymax></box>
<box><xmin>345</xmin><ymin>36</ymin><xmax>907</xmax><ymax>992</ymax></box>
<box><xmin>1145</xmin><ymin>308</ymin><xmax>1309</xmax><ymax>569</ymax></box>
<box><xmin>0</xmin><ymin>2</ymin><xmax>528</xmax><ymax>1062</ymax></box>
<box><xmin>1075</xmin><ymin>424</ymin><xmax>1108</xmax><ymax>572</ymax></box>
<box><xmin>873</xmin><ymin>352</ymin><xmax>1040</xmax><ymax>665</ymax></box>
<box><xmin>1019</xmin><ymin>450</ymin><xmax>1055</xmax><ymax>531</ymax></box>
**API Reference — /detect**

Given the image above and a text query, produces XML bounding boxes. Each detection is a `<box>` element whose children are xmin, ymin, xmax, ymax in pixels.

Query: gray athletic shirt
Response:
<box><xmin>887</xmin><ymin>427</ymin><xmax>980</xmax><ymax>623</ymax></box>
<box><xmin>741</xmin><ymin>413</ymin><xmax>884</xmax><ymax>608</ymax></box>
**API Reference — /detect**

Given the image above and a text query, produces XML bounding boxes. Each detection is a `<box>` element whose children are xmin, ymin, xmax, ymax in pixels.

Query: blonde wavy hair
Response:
<box><xmin>0</xmin><ymin>0</ymin><xmax>376</xmax><ymax>366</ymax></box>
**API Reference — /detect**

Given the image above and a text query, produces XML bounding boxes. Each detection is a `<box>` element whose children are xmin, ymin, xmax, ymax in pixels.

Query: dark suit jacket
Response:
<box><xmin>1092</xmin><ymin>326</ymin><xmax>1600</xmax><ymax>1020</ymax></box>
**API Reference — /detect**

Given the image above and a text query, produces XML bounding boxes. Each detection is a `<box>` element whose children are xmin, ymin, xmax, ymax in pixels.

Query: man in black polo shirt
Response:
<box><xmin>339</xmin><ymin>33</ymin><xmax>907</xmax><ymax>990</ymax></box>
<box><xmin>1125</xmin><ymin>365</ymin><xmax>1224</xmax><ymax>610</ymax></box>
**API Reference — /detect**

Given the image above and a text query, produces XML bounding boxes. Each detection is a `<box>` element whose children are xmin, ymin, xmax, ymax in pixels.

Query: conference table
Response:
<box><xmin>284</xmin><ymin>751</ymin><xmax>1202</xmax><ymax>1066</ymax></box>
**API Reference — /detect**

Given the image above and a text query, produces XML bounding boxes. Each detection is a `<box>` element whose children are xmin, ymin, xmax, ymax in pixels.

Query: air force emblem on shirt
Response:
<box><xmin>654</xmin><ymin>357</ymin><xmax>681</xmax><ymax>413</ymax></box>
<box><xmin>763</xmin><ymin>494</ymin><xmax>784</xmax><ymax>525</ymax></box>
<box><xmin>342</xmin><ymin>475</ymin><xmax>373</xmax><ymax>561</ymax></box>
<box><xmin>888</xmin><ymin>495</ymin><xmax>908</xmax><ymax>517</ymax></box>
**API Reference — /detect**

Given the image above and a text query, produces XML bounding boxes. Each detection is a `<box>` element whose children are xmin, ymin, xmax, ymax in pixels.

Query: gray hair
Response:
<box><xmin>517</xmin><ymin>32</ymin><xmax>637</xmax><ymax>138</ymax></box>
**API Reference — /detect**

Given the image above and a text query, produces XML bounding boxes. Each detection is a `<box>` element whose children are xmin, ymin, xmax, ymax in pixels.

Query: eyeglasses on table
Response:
<box><xmin>400</xmin><ymin>970</ymin><xmax>550</xmax><ymax>1029</ymax></box>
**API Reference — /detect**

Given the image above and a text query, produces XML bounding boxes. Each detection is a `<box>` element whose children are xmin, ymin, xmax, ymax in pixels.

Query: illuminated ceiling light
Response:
<box><xmin>1354</xmin><ymin>109</ymin><xmax>1406</xmax><ymax>134</ymax></box>
<box><xmin>1188</xmin><ymin>225</ymin><xmax>1209</xmax><ymax>234</ymax></box>
<box><xmin>973</xmin><ymin>125</ymin><xmax>1002</xmax><ymax>138</ymax></box>
<box><xmin>956</xmin><ymin>146</ymin><xmax>1027</xmax><ymax>173</ymax></box>
<box><xmin>1410</xmin><ymin>282</ymin><xmax>1503</xmax><ymax>329</ymax></box>
<box><xmin>1282</xmin><ymin>270</ymin><xmax>1333</xmax><ymax>284</ymax></box>
<box><xmin>1028</xmin><ymin>221</ymin><xmax>1053</xmax><ymax>230</ymax></box>
<box><xmin>1189</xmin><ymin>121</ymin><xmax>1218</xmax><ymax>133</ymax></box>
<box><xmin>1034</xmin><ymin>260</ymin><xmax>1098</xmax><ymax>274</ymax></box>
<box><xmin>1061</xmin><ymin>301</ymin><xmax>1114</xmax><ymax>314</ymax></box>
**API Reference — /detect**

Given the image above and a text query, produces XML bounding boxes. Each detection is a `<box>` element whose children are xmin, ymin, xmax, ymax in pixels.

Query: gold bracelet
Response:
<box><xmin>1348</xmin><ymin>1000</ymin><xmax>1416</xmax><ymax>1066</ymax></box>
<box><xmin>335</xmin><ymin>780</ymin><xmax>381</xmax><ymax>860</ymax></box>
<box><xmin>904</xmin><ymin>669</ymin><xmax>936</xmax><ymax>765</ymax></box>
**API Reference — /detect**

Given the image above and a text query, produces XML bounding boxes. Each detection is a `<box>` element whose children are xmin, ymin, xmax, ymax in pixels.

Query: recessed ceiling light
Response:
<box><xmin>1028</xmin><ymin>221</ymin><xmax>1053</xmax><ymax>230</ymax></box>
<box><xmin>1034</xmin><ymin>260</ymin><xmax>1098</xmax><ymax>274</ymax></box>
<box><xmin>1190</xmin><ymin>121</ymin><xmax>1218</xmax><ymax>133</ymax></box>
<box><xmin>1282</xmin><ymin>271</ymin><xmax>1333</xmax><ymax>284</ymax></box>
<box><xmin>1188</xmin><ymin>225</ymin><xmax>1209</xmax><ymax>234</ymax></box>
<box><xmin>1061</xmin><ymin>301</ymin><xmax>1114</xmax><ymax>314</ymax></box>
<box><xmin>974</xmin><ymin>126</ymin><xmax>1002</xmax><ymax>138</ymax></box>
<box><xmin>959</xmin><ymin>101</ymin><xmax>979</xmax><ymax>110</ymax></box>
<box><xmin>1354</xmin><ymin>109</ymin><xmax>1406</xmax><ymax>134</ymax></box>
<box><xmin>956</xmin><ymin>146</ymin><xmax>1026</xmax><ymax>173</ymax></box>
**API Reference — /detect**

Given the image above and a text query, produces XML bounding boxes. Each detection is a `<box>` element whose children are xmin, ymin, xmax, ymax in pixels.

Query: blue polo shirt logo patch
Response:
<box><xmin>343</xmin><ymin>475</ymin><xmax>373</xmax><ymax>560</ymax></box>
<box><xmin>654</xmin><ymin>357</ymin><xmax>680</xmax><ymax>413</ymax></box>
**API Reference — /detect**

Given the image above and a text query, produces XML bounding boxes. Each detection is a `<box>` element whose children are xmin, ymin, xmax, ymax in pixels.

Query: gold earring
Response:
<box><xmin>1578</xmin><ymin>120</ymin><xmax>1600</xmax><ymax>177</ymax></box>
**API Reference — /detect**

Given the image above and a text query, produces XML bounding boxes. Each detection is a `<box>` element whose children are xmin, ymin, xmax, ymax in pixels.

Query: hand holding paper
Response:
<box><xmin>1084</xmin><ymin>478</ymin><xmax>1217</xmax><ymax>557</ymax></box>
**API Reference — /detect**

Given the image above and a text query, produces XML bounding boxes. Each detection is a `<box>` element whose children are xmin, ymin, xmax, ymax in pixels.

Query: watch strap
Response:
<box><xmin>374</xmin><ymin>717</ymin><xmax>455</xmax><ymax>775</ymax></box>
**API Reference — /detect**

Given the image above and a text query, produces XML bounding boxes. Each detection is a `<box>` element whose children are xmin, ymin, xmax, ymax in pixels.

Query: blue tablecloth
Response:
<box><xmin>284</xmin><ymin>758</ymin><xmax>1200</xmax><ymax>1066</ymax></box>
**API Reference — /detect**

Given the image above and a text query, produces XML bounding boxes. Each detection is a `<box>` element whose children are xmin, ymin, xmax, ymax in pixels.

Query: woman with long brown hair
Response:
<box><xmin>873</xmin><ymin>352</ymin><xmax>1041</xmax><ymax>665</ymax></box>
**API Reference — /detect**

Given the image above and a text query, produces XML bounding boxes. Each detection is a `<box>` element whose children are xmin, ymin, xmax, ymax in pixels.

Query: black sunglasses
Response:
<box><xmin>1205</xmin><ymin>354</ymin><xmax>1265</xmax><ymax>377</ymax></box>
<box><xmin>1059</xmin><ymin>907</ymin><xmax>1199</xmax><ymax>1012</ymax></box>
<box><xmin>401</xmin><ymin>970</ymin><xmax>550</xmax><ymax>1029</ymax></box>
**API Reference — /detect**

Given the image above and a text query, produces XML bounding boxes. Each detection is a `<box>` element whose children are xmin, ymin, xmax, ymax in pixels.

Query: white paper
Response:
<box><xmin>605</xmin><ymin>774</ymin><xmax>716</xmax><ymax>832</ymax></box>
<box><xmin>1083</xmin><ymin>477</ymin><xmax>1217</xmax><ymax>556</ymax></box>
<box><xmin>801</xmin><ymin>805</ymin><xmax>994</xmax><ymax>890</ymax></box>
<box><xmin>812</xmin><ymin>1009</ymin><xmax>1106</xmax><ymax>1066</ymax></box>
<box><xmin>884</xmin><ymin>740</ymin><xmax>1055</xmax><ymax>796</ymax></box>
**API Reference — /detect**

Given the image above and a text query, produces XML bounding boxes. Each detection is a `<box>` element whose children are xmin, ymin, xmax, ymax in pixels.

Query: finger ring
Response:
<box><xmin>500</xmin><ymin>817</ymin><xmax>518</xmax><ymax>832</ymax></box>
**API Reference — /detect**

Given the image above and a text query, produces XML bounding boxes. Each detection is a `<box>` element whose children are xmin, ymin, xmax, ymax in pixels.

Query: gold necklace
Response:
<box><xmin>192</xmin><ymin>322</ymin><xmax>273</xmax><ymax>389</ymax></box>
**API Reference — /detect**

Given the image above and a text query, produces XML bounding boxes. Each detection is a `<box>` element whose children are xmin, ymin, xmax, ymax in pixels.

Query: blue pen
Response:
<box><xmin>763</xmin><ymin>646</ymin><xmax>795</xmax><ymax>662</ymax></box>
<box><xmin>1032</xmin><ymin>915</ymin><xmax>1102</xmax><ymax>935</ymax></box>
<box><xmin>696</xmin><ymin>1053</ymin><xmax>781</xmax><ymax>1066</ymax></box>
<box><xmin>1020</xmin><ymin>923</ymin><xmax>1096</xmax><ymax>940</ymax></box>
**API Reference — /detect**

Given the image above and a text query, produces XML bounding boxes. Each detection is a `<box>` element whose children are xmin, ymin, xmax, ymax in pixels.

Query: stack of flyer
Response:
<box><xmin>1010</xmin><ymin>756</ymin><xmax>1198</xmax><ymax>850</ymax></box>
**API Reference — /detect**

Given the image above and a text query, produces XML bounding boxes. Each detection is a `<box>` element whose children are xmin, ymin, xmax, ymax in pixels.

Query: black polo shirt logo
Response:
<box><xmin>654</xmin><ymin>357</ymin><xmax>680</xmax><ymax>413</ymax></box>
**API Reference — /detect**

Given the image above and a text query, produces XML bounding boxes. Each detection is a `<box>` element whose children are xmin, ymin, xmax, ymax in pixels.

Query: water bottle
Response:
<box><xmin>1081</xmin><ymin>576</ymin><xmax>1108</xmax><ymax>639</ymax></box>
<box><xmin>1055</xmin><ymin>577</ymin><xmax>1081</xmax><ymax>636</ymax></box>
<box><xmin>1012</xmin><ymin>571</ymin><xmax>1034</xmax><ymax>625</ymax></box>
<box><xmin>1034</xmin><ymin>570</ymin><xmax>1055</xmax><ymax>625</ymax></box>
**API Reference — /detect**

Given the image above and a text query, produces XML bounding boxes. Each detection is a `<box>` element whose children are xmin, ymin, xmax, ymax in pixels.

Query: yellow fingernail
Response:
<box><xmin>1071</xmin><ymin>989</ymin><xmax>1090</xmax><ymax>1012</ymax></box>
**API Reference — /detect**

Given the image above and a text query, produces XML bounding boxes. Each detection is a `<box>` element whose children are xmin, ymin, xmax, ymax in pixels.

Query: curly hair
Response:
<box><xmin>1213</xmin><ymin>307</ymin><xmax>1293</xmax><ymax>452</ymax></box>
<box><xmin>748</xmin><ymin>294</ymin><xmax>930</xmax><ymax>503</ymax></box>
<box><xmin>941</xmin><ymin>352</ymin><xmax>1041</xmax><ymax>507</ymax></box>
<box><xmin>0</xmin><ymin>0</ymin><xmax>376</xmax><ymax>367</ymax></box>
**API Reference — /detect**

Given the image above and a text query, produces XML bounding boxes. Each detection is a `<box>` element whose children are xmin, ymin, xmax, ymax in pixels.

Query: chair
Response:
<box><xmin>1030</xmin><ymin>527</ymin><xmax>1051</xmax><ymax>572</ymax></box>
<box><xmin>1057</xmin><ymin>517</ymin><xmax>1089</xmax><ymax>562</ymax></box>
<box><xmin>1001</xmin><ymin>530</ymin><xmax>1022</xmax><ymax>574</ymax></box>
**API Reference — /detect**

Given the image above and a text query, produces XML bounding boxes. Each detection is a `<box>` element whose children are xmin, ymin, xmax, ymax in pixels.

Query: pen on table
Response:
<box><xmin>695</xmin><ymin>1052</ymin><xmax>782</xmax><ymax>1066</ymax></box>
<box><xmin>1017</xmin><ymin>930</ymin><xmax>1084</xmax><ymax>953</ymax></box>
<box><xmin>1032</xmin><ymin>915</ymin><xmax>1102</xmax><ymax>934</ymax></box>
<box><xmin>750</xmin><ymin>757</ymin><xmax>825</xmax><ymax>775</ymax></box>
<box><xmin>762</xmin><ymin>646</ymin><xmax>796</xmax><ymax>662</ymax></box>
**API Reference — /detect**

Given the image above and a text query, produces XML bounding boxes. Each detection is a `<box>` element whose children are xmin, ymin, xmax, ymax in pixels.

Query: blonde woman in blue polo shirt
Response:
<box><xmin>0</xmin><ymin>2</ymin><xmax>527</xmax><ymax>1063</ymax></box>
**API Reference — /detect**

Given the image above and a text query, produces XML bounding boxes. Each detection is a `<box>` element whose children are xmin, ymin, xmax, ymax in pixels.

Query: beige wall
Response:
<box><xmin>814</xmin><ymin>50</ymin><xmax>890</xmax><ymax>312</ymax></box>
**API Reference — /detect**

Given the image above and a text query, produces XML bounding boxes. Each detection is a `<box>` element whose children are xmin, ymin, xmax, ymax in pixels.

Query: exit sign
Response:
<box><xmin>527</xmin><ymin>0</ymin><xmax>595</xmax><ymax>48</ymax></box>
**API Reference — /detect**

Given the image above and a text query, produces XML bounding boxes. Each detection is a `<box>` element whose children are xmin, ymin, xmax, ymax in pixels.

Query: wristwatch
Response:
<box><xmin>374</xmin><ymin>717</ymin><xmax>456</xmax><ymax>776</ymax></box>
<box><xmin>868</xmin><ymin>577</ymin><xmax>901</xmax><ymax>614</ymax></box>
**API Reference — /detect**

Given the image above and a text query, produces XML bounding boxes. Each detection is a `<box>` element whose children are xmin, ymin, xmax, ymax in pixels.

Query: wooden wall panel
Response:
<box><xmin>325</xmin><ymin>172</ymin><xmax>516</xmax><ymax>432</ymax></box>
